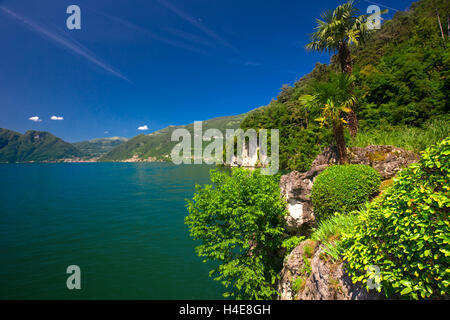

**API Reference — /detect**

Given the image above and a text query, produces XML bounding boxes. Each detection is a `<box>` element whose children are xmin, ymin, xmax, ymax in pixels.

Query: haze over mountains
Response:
<box><xmin>0</xmin><ymin>113</ymin><xmax>247</xmax><ymax>163</ymax></box>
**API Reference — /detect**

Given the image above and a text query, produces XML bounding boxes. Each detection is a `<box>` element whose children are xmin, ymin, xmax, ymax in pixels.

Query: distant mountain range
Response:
<box><xmin>73</xmin><ymin>137</ymin><xmax>129</xmax><ymax>159</ymax></box>
<box><xmin>0</xmin><ymin>112</ymin><xmax>247</xmax><ymax>163</ymax></box>
<box><xmin>0</xmin><ymin>129</ymin><xmax>129</xmax><ymax>163</ymax></box>
<box><xmin>0</xmin><ymin>128</ymin><xmax>84</xmax><ymax>163</ymax></box>
<box><xmin>100</xmin><ymin>113</ymin><xmax>247</xmax><ymax>162</ymax></box>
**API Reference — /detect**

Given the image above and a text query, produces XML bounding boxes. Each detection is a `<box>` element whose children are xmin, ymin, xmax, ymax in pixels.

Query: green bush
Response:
<box><xmin>311</xmin><ymin>165</ymin><xmax>381</xmax><ymax>221</ymax></box>
<box><xmin>185</xmin><ymin>168</ymin><xmax>287</xmax><ymax>300</ymax></box>
<box><xmin>311</xmin><ymin>213</ymin><xmax>361</xmax><ymax>261</ymax></box>
<box><xmin>342</xmin><ymin>137</ymin><xmax>450</xmax><ymax>299</ymax></box>
<box><xmin>282</xmin><ymin>236</ymin><xmax>305</xmax><ymax>256</ymax></box>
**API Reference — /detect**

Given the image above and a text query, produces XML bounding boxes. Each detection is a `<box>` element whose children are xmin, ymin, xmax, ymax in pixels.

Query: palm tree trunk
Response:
<box><xmin>347</xmin><ymin>110</ymin><xmax>358</xmax><ymax>138</ymax></box>
<box><xmin>333</xmin><ymin>121</ymin><xmax>347</xmax><ymax>164</ymax></box>
<box><xmin>338</xmin><ymin>43</ymin><xmax>358</xmax><ymax>138</ymax></box>
<box><xmin>338</xmin><ymin>43</ymin><xmax>353</xmax><ymax>74</ymax></box>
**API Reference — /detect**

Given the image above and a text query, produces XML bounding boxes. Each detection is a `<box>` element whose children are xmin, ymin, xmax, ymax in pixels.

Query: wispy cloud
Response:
<box><xmin>164</xmin><ymin>27</ymin><xmax>217</xmax><ymax>49</ymax></box>
<box><xmin>156</xmin><ymin>0</ymin><xmax>240</xmax><ymax>54</ymax></box>
<box><xmin>94</xmin><ymin>10</ymin><xmax>211</xmax><ymax>57</ymax></box>
<box><xmin>364</xmin><ymin>0</ymin><xmax>398</xmax><ymax>12</ymax></box>
<box><xmin>0</xmin><ymin>5</ymin><xmax>131</xmax><ymax>82</ymax></box>
<box><xmin>138</xmin><ymin>125</ymin><xmax>149</xmax><ymax>131</ymax></box>
<box><xmin>50</xmin><ymin>115</ymin><xmax>64</xmax><ymax>121</ymax></box>
<box><xmin>29</xmin><ymin>116</ymin><xmax>42</xmax><ymax>122</ymax></box>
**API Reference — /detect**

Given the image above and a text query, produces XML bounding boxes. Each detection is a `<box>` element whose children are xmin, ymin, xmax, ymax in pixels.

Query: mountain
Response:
<box><xmin>73</xmin><ymin>137</ymin><xmax>128</xmax><ymax>159</ymax></box>
<box><xmin>0</xmin><ymin>128</ymin><xmax>84</xmax><ymax>163</ymax></box>
<box><xmin>100</xmin><ymin>113</ymin><xmax>247</xmax><ymax>161</ymax></box>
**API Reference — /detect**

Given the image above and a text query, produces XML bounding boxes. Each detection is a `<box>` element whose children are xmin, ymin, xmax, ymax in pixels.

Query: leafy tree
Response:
<box><xmin>185</xmin><ymin>169</ymin><xmax>287</xmax><ymax>299</ymax></box>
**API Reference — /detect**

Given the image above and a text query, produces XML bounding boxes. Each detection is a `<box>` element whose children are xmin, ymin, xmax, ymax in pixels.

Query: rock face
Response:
<box><xmin>348</xmin><ymin>145</ymin><xmax>420</xmax><ymax>179</ymax></box>
<box><xmin>279</xmin><ymin>145</ymin><xmax>419</xmax><ymax>234</ymax></box>
<box><xmin>277</xmin><ymin>241</ymin><xmax>382</xmax><ymax>300</ymax></box>
<box><xmin>277</xmin><ymin>145</ymin><xmax>418</xmax><ymax>300</ymax></box>
<box><xmin>310</xmin><ymin>145</ymin><xmax>420</xmax><ymax>180</ymax></box>
<box><xmin>280</xmin><ymin>170</ymin><xmax>320</xmax><ymax>234</ymax></box>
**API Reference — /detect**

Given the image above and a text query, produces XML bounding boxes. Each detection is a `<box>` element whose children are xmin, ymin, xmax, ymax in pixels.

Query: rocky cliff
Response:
<box><xmin>277</xmin><ymin>145</ymin><xmax>419</xmax><ymax>300</ymax></box>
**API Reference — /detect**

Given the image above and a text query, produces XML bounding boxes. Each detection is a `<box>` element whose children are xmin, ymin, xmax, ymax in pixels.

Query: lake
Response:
<box><xmin>0</xmin><ymin>163</ymin><xmax>224</xmax><ymax>299</ymax></box>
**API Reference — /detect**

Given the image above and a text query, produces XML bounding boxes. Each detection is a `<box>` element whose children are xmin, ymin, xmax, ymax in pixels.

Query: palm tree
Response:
<box><xmin>306</xmin><ymin>0</ymin><xmax>374</xmax><ymax>137</ymax></box>
<box><xmin>299</xmin><ymin>73</ymin><xmax>357</xmax><ymax>164</ymax></box>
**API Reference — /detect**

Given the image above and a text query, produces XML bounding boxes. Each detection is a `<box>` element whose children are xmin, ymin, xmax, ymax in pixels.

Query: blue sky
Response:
<box><xmin>0</xmin><ymin>0</ymin><xmax>411</xmax><ymax>142</ymax></box>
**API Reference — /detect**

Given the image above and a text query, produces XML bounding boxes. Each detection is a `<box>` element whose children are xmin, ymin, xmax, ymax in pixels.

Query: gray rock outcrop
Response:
<box><xmin>279</xmin><ymin>145</ymin><xmax>419</xmax><ymax>235</ymax></box>
<box><xmin>277</xmin><ymin>240</ymin><xmax>383</xmax><ymax>300</ymax></box>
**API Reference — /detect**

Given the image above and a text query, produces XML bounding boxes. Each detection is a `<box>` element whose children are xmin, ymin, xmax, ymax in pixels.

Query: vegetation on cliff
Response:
<box><xmin>185</xmin><ymin>169</ymin><xmax>287</xmax><ymax>299</ymax></box>
<box><xmin>240</xmin><ymin>0</ymin><xmax>449</xmax><ymax>172</ymax></box>
<box><xmin>185</xmin><ymin>0</ymin><xmax>449</xmax><ymax>301</ymax></box>
<box><xmin>311</xmin><ymin>164</ymin><xmax>381</xmax><ymax>221</ymax></box>
<box><xmin>342</xmin><ymin>137</ymin><xmax>450</xmax><ymax>299</ymax></box>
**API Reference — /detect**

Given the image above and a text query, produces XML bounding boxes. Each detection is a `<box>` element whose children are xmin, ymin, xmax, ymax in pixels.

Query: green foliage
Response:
<box><xmin>291</xmin><ymin>277</ymin><xmax>305</xmax><ymax>293</ymax></box>
<box><xmin>282</xmin><ymin>236</ymin><xmax>305</xmax><ymax>256</ymax></box>
<box><xmin>354</xmin><ymin>0</ymin><xmax>449</xmax><ymax>129</ymax></box>
<box><xmin>349</xmin><ymin>116</ymin><xmax>450</xmax><ymax>153</ymax></box>
<box><xmin>342</xmin><ymin>137</ymin><xmax>450</xmax><ymax>299</ymax></box>
<box><xmin>305</xmin><ymin>72</ymin><xmax>357</xmax><ymax>127</ymax></box>
<box><xmin>239</xmin><ymin>0</ymin><xmax>449</xmax><ymax>172</ymax></box>
<box><xmin>311</xmin><ymin>213</ymin><xmax>360</xmax><ymax>242</ymax></box>
<box><xmin>311</xmin><ymin>210</ymin><xmax>360</xmax><ymax>261</ymax></box>
<box><xmin>240</xmin><ymin>64</ymin><xmax>334</xmax><ymax>172</ymax></box>
<box><xmin>185</xmin><ymin>168</ymin><xmax>287</xmax><ymax>300</ymax></box>
<box><xmin>306</xmin><ymin>0</ymin><xmax>370</xmax><ymax>54</ymax></box>
<box><xmin>301</xmin><ymin>255</ymin><xmax>312</xmax><ymax>276</ymax></box>
<box><xmin>311</xmin><ymin>165</ymin><xmax>381</xmax><ymax>221</ymax></box>
<box><xmin>303</xmin><ymin>244</ymin><xmax>314</xmax><ymax>259</ymax></box>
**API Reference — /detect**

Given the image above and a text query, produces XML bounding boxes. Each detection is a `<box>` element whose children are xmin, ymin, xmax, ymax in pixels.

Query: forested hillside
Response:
<box><xmin>100</xmin><ymin>113</ymin><xmax>246</xmax><ymax>161</ymax></box>
<box><xmin>73</xmin><ymin>137</ymin><xmax>128</xmax><ymax>158</ymax></box>
<box><xmin>241</xmin><ymin>0</ymin><xmax>449</xmax><ymax>172</ymax></box>
<box><xmin>0</xmin><ymin>128</ymin><xmax>84</xmax><ymax>163</ymax></box>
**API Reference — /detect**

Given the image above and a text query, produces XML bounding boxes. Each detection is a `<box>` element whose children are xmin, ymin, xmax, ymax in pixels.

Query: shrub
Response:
<box><xmin>311</xmin><ymin>213</ymin><xmax>360</xmax><ymax>243</ymax></box>
<box><xmin>292</xmin><ymin>277</ymin><xmax>305</xmax><ymax>293</ymax></box>
<box><xmin>282</xmin><ymin>236</ymin><xmax>305</xmax><ymax>256</ymax></box>
<box><xmin>185</xmin><ymin>168</ymin><xmax>287</xmax><ymax>300</ymax></box>
<box><xmin>342</xmin><ymin>137</ymin><xmax>450</xmax><ymax>299</ymax></box>
<box><xmin>311</xmin><ymin>213</ymin><xmax>361</xmax><ymax>261</ymax></box>
<box><xmin>311</xmin><ymin>165</ymin><xmax>381</xmax><ymax>221</ymax></box>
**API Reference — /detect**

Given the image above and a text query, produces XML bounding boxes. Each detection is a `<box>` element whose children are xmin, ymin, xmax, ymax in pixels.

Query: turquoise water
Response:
<box><xmin>0</xmin><ymin>163</ymin><xmax>224</xmax><ymax>299</ymax></box>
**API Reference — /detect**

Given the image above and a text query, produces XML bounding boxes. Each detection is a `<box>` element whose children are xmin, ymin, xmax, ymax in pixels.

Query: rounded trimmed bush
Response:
<box><xmin>342</xmin><ymin>137</ymin><xmax>450</xmax><ymax>299</ymax></box>
<box><xmin>311</xmin><ymin>164</ymin><xmax>381</xmax><ymax>221</ymax></box>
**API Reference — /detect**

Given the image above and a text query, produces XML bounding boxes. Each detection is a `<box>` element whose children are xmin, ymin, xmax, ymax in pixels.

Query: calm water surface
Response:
<box><xmin>0</xmin><ymin>163</ymin><xmax>224</xmax><ymax>299</ymax></box>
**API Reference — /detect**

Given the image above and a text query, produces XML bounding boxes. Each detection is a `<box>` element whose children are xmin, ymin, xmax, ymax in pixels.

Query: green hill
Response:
<box><xmin>241</xmin><ymin>0</ymin><xmax>450</xmax><ymax>172</ymax></box>
<box><xmin>0</xmin><ymin>128</ymin><xmax>85</xmax><ymax>163</ymax></box>
<box><xmin>100</xmin><ymin>114</ymin><xmax>247</xmax><ymax>161</ymax></box>
<box><xmin>73</xmin><ymin>137</ymin><xmax>128</xmax><ymax>159</ymax></box>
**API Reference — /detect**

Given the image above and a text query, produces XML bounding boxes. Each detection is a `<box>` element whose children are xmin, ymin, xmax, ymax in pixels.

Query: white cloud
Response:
<box><xmin>51</xmin><ymin>115</ymin><xmax>64</xmax><ymax>120</ymax></box>
<box><xmin>138</xmin><ymin>125</ymin><xmax>149</xmax><ymax>131</ymax></box>
<box><xmin>29</xmin><ymin>116</ymin><xmax>42</xmax><ymax>122</ymax></box>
